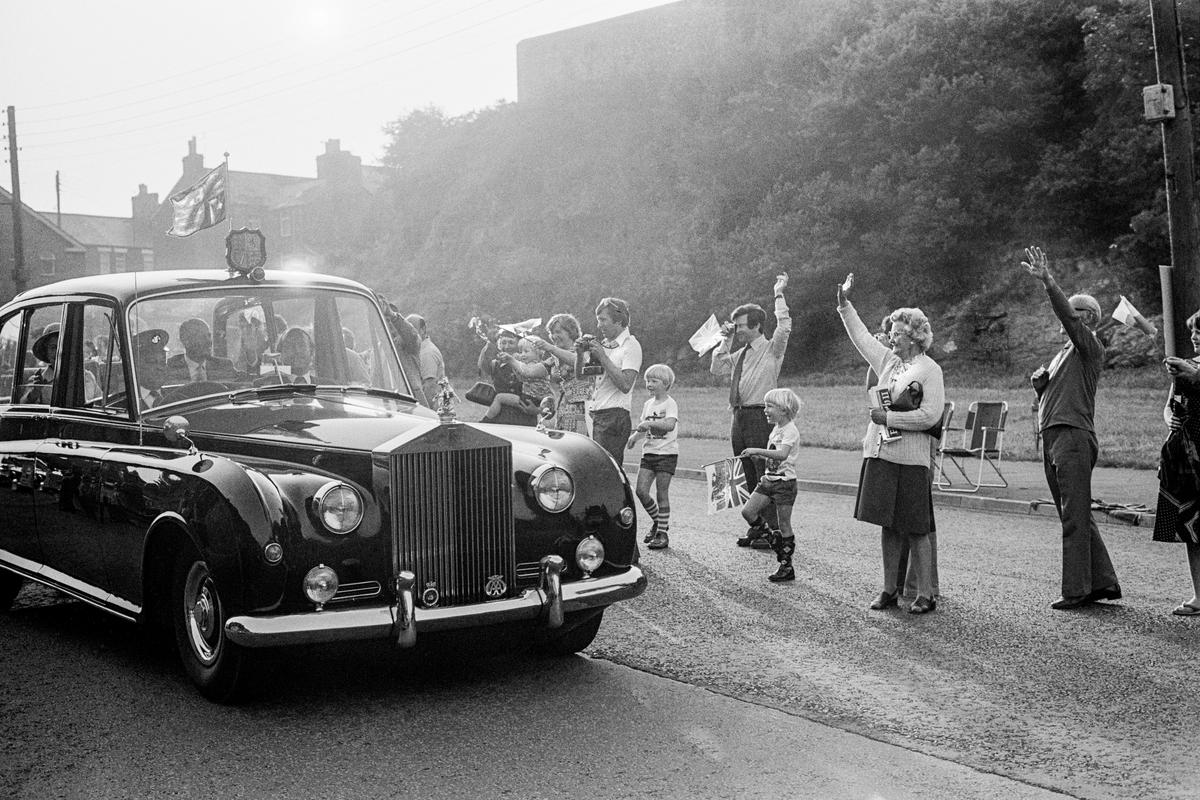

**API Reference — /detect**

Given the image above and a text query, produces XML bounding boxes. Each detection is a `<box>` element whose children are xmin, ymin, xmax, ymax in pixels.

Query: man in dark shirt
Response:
<box><xmin>1021</xmin><ymin>245</ymin><xmax>1120</xmax><ymax>609</ymax></box>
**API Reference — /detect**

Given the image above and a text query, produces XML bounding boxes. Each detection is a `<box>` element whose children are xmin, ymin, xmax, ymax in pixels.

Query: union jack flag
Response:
<box><xmin>705</xmin><ymin>457</ymin><xmax>751</xmax><ymax>515</ymax></box>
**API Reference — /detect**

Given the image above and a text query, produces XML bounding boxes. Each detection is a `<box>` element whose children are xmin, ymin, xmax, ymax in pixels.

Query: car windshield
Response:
<box><xmin>127</xmin><ymin>285</ymin><xmax>412</xmax><ymax>404</ymax></box>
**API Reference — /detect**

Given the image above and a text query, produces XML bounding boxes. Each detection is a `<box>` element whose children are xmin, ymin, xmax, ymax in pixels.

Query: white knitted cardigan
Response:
<box><xmin>839</xmin><ymin>302</ymin><xmax>945</xmax><ymax>467</ymax></box>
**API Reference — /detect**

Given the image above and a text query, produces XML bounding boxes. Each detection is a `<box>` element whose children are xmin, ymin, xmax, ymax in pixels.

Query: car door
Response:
<box><xmin>0</xmin><ymin>304</ymin><xmax>65</xmax><ymax>570</ymax></box>
<box><xmin>34</xmin><ymin>302</ymin><xmax>130</xmax><ymax>599</ymax></box>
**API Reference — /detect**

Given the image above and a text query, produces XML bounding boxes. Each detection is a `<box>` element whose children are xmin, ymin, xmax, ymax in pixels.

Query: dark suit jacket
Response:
<box><xmin>166</xmin><ymin>354</ymin><xmax>237</xmax><ymax>384</ymax></box>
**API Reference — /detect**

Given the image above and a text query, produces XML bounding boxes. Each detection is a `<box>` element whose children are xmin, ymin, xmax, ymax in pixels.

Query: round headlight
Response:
<box><xmin>304</xmin><ymin>564</ymin><xmax>339</xmax><ymax>606</ymax></box>
<box><xmin>576</xmin><ymin>535</ymin><xmax>605</xmax><ymax>577</ymax></box>
<box><xmin>530</xmin><ymin>465</ymin><xmax>574</xmax><ymax>513</ymax></box>
<box><xmin>314</xmin><ymin>482</ymin><xmax>363</xmax><ymax>534</ymax></box>
<box><xmin>263</xmin><ymin>542</ymin><xmax>283</xmax><ymax>564</ymax></box>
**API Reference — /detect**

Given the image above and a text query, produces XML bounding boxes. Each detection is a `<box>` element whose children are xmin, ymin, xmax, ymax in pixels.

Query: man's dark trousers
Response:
<box><xmin>592</xmin><ymin>407</ymin><xmax>631</xmax><ymax>468</ymax></box>
<box><xmin>1041</xmin><ymin>424</ymin><xmax>1118</xmax><ymax>598</ymax></box>
<box><xmin>731</xmin><ymin>406</ymin><xmax>777</xmax><ymax>529</ymax></box>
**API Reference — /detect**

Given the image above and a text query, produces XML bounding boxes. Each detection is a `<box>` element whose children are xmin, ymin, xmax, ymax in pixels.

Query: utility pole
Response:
<box><xmin>6</xmin><ymin>105</ymin><xmax>26</xmax><ymax>296</ymax></box>
<box><xmin>1148</xmin><ymin>0</ymin><xmax>1200</xmax><ymax>355</ymax></box>
<box><xmin>55</xmin><ymin>171</ymin><xmax>61</xmax><ymax>228</ymax></box>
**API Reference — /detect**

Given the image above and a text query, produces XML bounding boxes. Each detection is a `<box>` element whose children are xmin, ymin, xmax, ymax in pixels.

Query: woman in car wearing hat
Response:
<box><xmin>22</xmin><ymin>325</ymin><xmax>101</xmax><ymax>405</ymax></box>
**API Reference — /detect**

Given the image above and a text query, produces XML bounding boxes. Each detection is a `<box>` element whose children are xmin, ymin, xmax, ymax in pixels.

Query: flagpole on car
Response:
<box><xmin>223</xmin><ymin>152</ymin><xmax>233</xmax><ymax>232</ymax></box>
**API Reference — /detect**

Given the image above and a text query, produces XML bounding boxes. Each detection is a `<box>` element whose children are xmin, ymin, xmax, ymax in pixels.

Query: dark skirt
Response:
<box><xmin>1152</xmin><ymin>417</ymin><xmax>1200</xmax><ymax>545</ymax></box>
<box><xmin>854</xmin><ymin>458</ymin><xmax>936</xmax><ymax>534</ymax></box>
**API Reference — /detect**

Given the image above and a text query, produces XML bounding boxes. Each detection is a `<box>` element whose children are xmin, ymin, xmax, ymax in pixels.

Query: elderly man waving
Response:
<box><xmin>1021</xmin><ymin>245</ymin><xmax>1120</xmax><ymax>610</ymax></box>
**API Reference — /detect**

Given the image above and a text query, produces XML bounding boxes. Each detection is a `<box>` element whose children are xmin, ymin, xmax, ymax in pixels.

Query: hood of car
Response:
<box><xmin>166</xmin><ymin>395</ymin><xmax>606</xmax><ymax>467</ymax></box>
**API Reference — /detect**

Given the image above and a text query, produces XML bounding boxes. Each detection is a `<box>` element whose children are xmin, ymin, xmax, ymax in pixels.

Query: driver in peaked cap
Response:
<box><xmin>133</xmin><ymin>329</ymin><xmax>169</xmax><ymax>409</ymax></box>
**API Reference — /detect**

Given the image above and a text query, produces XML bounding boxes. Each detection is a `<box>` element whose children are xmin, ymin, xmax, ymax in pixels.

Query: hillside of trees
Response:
<box><xmin>350</xmin><ymin>0</ymin><xmax>1200</xmax><ymax>378</ymax></box>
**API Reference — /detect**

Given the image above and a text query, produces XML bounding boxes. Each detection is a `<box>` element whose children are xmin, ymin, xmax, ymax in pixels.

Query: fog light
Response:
<box><xmin>617</xmin><ymin>506</ymin><xmax>635</xmax><ymax>528</ymax></box>
<box><xmin>263</xmin><ymin>542</ymin><xmax>283</xmax><ymax>564</ymax></box>
<box><xmin>576</xmin><ymin>535</ymin><xmax>604</xmax><ymax>577</ymax></box>
<box><xmin>304</xmin><ymin>564</ymin><xmax>339</xmax><ymax>609</ymax></box>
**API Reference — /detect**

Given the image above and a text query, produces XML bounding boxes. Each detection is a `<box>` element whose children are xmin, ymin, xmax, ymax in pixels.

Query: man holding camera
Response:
<box><xmin>1020</xmin><ymin>245</ymin><xmax>1120</xmax><ymax>610</ymax></box>
<box><xmin>586</xmin><ymin>297</ymin><xmax>643</xmax><ymax>465</ymax></box>
<box><xmin>711</xmin><ymin>273</ymin><xmax>791</xmax><ymax>547</ymax></box>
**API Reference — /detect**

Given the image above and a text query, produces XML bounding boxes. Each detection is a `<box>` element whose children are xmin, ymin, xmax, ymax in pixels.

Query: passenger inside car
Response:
<box><xmin>21</xmin><ymin>326</ymin><xmax>102</xmax><ymax>405</ymax></box>
<box><xmin>167</xmin><ymin>318</ymin><xmax>236</xmax><ymax>384</ymax></box>
<box><xmin>278</xmin><ymin>327</ymin><xmax>317</xmax><ymax>383</ymax></box>
<box><xmin>132</xmin><ymin>329</ymin><xmax>170</xmax><ymax>409</ymax></box>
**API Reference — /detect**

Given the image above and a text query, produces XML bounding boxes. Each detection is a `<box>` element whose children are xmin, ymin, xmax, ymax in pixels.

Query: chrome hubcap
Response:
<box><xmin>184</xmin><ymin>562</ymin><xmax>220</xmax><ymax>666</ymax></box>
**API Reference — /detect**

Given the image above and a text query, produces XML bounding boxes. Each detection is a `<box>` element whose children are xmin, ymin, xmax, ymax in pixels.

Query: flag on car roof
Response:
<box><xmin>167</xmin><ymin>163</ymin><xmax>227</xmax><ymax>237</ymax></box>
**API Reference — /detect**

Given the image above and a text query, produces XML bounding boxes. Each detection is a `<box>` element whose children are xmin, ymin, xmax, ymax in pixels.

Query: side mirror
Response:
<box><xmin>163</xmin><ymin>415</ymin><xmax>196</xmax><ymax>453</ymax></box>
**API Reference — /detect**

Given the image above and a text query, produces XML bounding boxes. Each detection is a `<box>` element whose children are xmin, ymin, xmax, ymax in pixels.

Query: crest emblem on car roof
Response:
<box><xmin>225</xmin><ymin>227</ymin><xmax>267</xmax><ymax>276</ymax></box>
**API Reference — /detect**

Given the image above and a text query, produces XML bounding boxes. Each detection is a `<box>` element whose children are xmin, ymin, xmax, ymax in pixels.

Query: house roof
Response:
<box><xmin>54</xmin><ymin>213</ymin><xmax>143</xmax><ymax>249</ymax></box>
<box><xmin>0</xmin><ymin>186</ymin><xmax>87</xmax><ymax>250</ymax></box>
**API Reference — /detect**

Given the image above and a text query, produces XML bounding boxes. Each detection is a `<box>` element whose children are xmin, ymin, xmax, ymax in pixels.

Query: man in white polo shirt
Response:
<box><xmin>586</xmin><ymin>297</ymin><xmax>643</xmax><ymax>465</ymax></box>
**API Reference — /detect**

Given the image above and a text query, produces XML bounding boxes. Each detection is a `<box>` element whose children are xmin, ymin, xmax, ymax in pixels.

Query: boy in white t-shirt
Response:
<box><xmin>739</xmin><ymin>388</ymin><xmax>802</xmax><ymax>582</ymax></box>
<box><xmin>627</xmin><ymin>364</ymin><xmax>679</xmax><ymax>551</ymax></box>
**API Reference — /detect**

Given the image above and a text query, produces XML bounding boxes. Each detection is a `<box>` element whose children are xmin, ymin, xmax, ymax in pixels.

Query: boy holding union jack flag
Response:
<box><xmin>738</xmin><ymin>388</ymin><xmax>802</xmax><ymax>582</ymax></box>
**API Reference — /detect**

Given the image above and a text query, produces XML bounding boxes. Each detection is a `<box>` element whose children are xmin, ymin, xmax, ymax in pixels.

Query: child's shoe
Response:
<box><xmin>643</xmin><ymin>522</ymin><xmax>658</xmax><ymax>544</ymax></box>
<box><xmin>768</xmin><ymin>563</ymin><xmax>795</xmax><ymax>582</ymax></box>
<box><xmin>647</xmin><ymin>532</ymin><xmax>669</xmax><ymax>550</ymax></box>
<box><xmin>736</xmin><ymin>520</ymin><xmax>769</xmax><ymax>547</ymax></box>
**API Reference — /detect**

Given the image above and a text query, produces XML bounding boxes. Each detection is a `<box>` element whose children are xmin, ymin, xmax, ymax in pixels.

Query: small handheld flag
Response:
<box><xmin>704</xmin><ymin>457</ymin><xmax>750</xmax><ymax>514</ymax></box>
<box><xmin>1112</xmin><ymin>295</ymin><xmax>1157</xmax><ymax>337</ymax></box>
<box><xmin>689</xmin><ymin>314</ymin><xmax>724</xmax><ymax>355</ymax></box>
<box><xmin>497</xmin><ymin>318</ymin><xmax>542</xmax><ymax>338</ymax></box>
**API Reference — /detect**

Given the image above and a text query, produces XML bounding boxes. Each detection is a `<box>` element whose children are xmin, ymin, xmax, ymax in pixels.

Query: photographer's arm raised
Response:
<box><xmin>591</xmin><ymin>342</ymin><xmax>639</xmax><ymax>394</ymax></box>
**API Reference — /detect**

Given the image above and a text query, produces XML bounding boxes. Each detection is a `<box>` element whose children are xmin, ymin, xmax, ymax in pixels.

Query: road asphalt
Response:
<box><xmin>624</xmin><ymin>437</ymin><xmax>1162</xmax><ymax>529</ymax></box>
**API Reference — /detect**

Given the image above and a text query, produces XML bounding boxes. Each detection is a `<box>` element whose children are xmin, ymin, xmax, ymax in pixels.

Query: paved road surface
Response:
<box><xmin>3</xmin><ymin>480</ymin><xmax>1195</xmax><ymax>799</ymax></box>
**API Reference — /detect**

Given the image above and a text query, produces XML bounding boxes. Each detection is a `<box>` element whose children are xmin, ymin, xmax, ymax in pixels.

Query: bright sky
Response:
<box><xmin>2</xmin><ymin>0</ymin><xmax>677</xmax><ymax>218</ymax></box>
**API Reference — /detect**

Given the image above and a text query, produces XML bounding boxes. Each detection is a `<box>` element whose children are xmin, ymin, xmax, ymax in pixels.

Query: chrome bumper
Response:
<box><xmin>224</xmin><ymin>556</ymin><xmax>646</xmax><ymax>649</ymax></box>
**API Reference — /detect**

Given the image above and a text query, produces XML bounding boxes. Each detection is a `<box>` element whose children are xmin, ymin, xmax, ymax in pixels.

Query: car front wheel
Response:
<box><xmin>172</xmin><ymin>552</ymin><xmax>259</xmax><ymax>703</ymax></box>
<box><xmin>535</xmin><ymin>608</ymin><xmax>604</xmax><ymax>656</ymax></box>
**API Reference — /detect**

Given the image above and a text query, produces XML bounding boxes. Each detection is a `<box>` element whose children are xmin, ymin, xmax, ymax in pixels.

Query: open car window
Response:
<box><xmin>15</xmin><ymin>304</ymin><xmax>66</xmax><ymax>406</ymax></box>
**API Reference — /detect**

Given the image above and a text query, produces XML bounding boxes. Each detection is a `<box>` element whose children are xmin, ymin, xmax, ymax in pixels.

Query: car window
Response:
<box><xmin>16</xmin><ymin>304</ymin><xmax>66</xmax><ymax>406</ymax></box>
<box><xmin>0</xmin><ymin>313</ymin><xmax>20</xmax><ymax>402</ymax></box>
<box><xmin>80</xmin><ymin>302</ymin><xmax>127</xmax><ymax>413</ymax></box>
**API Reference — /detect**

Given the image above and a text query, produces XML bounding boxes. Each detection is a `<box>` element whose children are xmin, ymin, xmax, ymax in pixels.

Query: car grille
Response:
<box><xmin>329</xmin><ymin>580</ymin><xmax>382</xmax><ymax>604</ymax></box>
<box><xmin>391</xmin><ymin>443</ymin><xmax>515</xmax><ymax>606</ymax></box>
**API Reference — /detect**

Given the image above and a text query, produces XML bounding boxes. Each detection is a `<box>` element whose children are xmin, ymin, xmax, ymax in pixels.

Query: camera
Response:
<box><xmin>575</xmin><ymin>334</ymin><xmax>605</xmax><ymax>376</ymax></box>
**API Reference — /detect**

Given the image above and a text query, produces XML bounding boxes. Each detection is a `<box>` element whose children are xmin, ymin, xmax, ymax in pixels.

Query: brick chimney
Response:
<box><xmin>315</xmin><ymin>139</ymin><xmax>362</xmax><ymax>188</ymax></box>
<box><xmin>130</xmin><ymin>183</ymin><xmax>159</xmax><ymax>245</ymax></box>
<box><xmin>181</xmin><ymin>137</ymin><xmax>205</xmax><ymax>179</ymax></box>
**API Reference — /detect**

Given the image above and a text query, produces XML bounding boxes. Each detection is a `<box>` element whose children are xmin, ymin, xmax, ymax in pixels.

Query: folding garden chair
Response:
<box><xmin>934</xmin><ymin>400</ymin><xmax>1008</xmax><ymax>493</ymax></box>
<box><xmin>928</xmin><ymin>401</ymin><xmax>954</xmax><ymax>487</ymax></box>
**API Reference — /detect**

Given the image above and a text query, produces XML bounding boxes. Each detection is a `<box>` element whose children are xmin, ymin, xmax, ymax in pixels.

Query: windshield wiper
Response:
<box><xmin>337</xmin><ymin>386</ymin><xmax>415</xmax><ymax>402</ymax></box>
<box><xmin>229</xmin><ymin>384</ymin><xmax>317</xmax><ymax>404</ymax></box>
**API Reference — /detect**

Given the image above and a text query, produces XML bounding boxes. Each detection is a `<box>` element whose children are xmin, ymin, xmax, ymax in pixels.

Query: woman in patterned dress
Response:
<box><xmin>528</xmin><ymin>313</ymin><xmax>593</xmax><ymax>435</ymax></box>
<box><xmin>1154</xmin><ymin>310</ymin><xmax>1200</xmax><ymax>616</ymax></box>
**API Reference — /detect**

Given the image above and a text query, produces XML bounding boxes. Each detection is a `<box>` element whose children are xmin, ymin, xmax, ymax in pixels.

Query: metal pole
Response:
<box><xmin>6</xmin><ymin>106</ymin><xmax>26</xmax><ymax>296</ymax></box>
<box><xmin>1149</xmin><ymin>0</ymin><xmax>1200</xmax><ymax>354</ymax></box>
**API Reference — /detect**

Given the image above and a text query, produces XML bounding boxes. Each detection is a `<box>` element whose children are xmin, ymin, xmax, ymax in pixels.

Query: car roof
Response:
<box><xmin>10</xmin><ymin>270</ymin><xmax>374</xmax><ymax>306</ymax></box>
